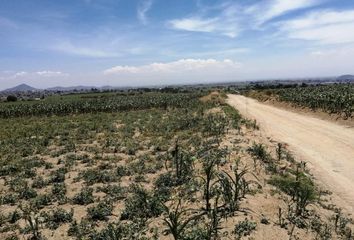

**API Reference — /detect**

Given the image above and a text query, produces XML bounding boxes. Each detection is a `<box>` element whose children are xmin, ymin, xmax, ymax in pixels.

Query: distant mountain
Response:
<box><xmin>3</xmin><ymin>84</ymin><xmax>38</xmax><ymax>92</ymax></box>
<box><xmin>337</xmin><ymin>75</ymin><xmax>354</xmax><ymax>81</ymax></box>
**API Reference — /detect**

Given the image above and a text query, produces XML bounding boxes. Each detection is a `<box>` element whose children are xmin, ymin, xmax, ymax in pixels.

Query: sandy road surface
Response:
<box><xmin>227</xmin><ymin>94</ymin><xmax>354</xmax><ymax>213</ymax></box>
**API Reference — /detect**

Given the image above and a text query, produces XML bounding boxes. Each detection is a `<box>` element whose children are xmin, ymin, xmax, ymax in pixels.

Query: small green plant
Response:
<box><xmin>154</xmin><ymin>172</ymin><xmax>177</xmax><ymax>201</ymax></box>
<box><xmin>170</xmin><ymin>141</ymin><xmax>195</xmax><ymax>184</ymax></box>
<box><xmin>31</xmin><ymin>194</ymin><xmax>52</xmax><ymax>209</ymax></box>
<box><xmin>97</xmin><ymin>184</ymin><xmax>127</xmax><ymax>201</ymax></box>
<box><xmin>269</xmin><ymin>171</ymin><xmax>316</xmax><ymax>216</ymax></box>
<box><xmin>31</xmin><ymin>176</ymin><xmax>47</xmax><ymax>189</ymax></box>
<box><xmin>276</xmin><ymin>143</ymin><xmax>283</xmax><ymax>161</ymax></box>
<box><xmin>51</xmin><ymin>183</ymin><xmax>67</xmax><ymax>203</ymax></box>
<box><xmin>121</xmin><ymin>185</ymin><xmax>163</xmax><ymax>220</ymax></box>
<box><xmin>87</xmin><ymin>200</ymin><xmax>113</xmax><ymax>221</ymax></box>
<box><xmin>72</xmin><ymin>187</ymin><xmax>94</xmax><ymax>205</ymax></box>
<box><xmin>49</xmin><ymin>167</ymin><xmax>67</xmax><ymax>183</ymax></box>
<box><xmin>247</xmin><ymin>143</ymin><xmax>269</xmax><ymax>168</ymax></box>
<box><xmin>163</xmin><ymin>200</ymin><xmax>201</xmax><ymax>240</ymax></box>
<box><xmin>40</xmin><ymin>208</ymin><xmax>74</xmax><ymax>230</ymax></box>
<box><xmin>218</xmin><ymin>159</ymin><xmax>257</xmax><ymax>213</ymax></box>
<box><xmin>233</xmin><ymin>219</ymin><xmax>257</xmax><ymax>240</ymax></box>
<box><xmin>67</xmin><ymin>219</ymin><xmax>96</xmax><ymax>239</ymax></box>
<box><xmin>77</xmin><ymin>168</ymin><xmax>117</xmax><ymax>185</ymax></box>
<box><xmin>8</xmin><ymin>210</ymin><xmax>22</xmax><ymax>224</ymax></box>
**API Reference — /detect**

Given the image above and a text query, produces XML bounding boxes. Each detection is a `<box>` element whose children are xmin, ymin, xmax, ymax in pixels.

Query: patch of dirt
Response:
<box><xmin>227</xmin><ymin>94</ymin><xmax>354</xmax><ymax>215</ymax></box>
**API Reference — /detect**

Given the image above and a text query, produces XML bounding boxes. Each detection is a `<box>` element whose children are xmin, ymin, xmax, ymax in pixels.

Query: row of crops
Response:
<box><xmin>274</xmin><ymin>84</ymin><xmax>354</xmax><ymax>118</ymax></box>
<box><xmin>0</xmin><ymin>92</ymin><xmax>203</xmax><ymax>118</ymax></box>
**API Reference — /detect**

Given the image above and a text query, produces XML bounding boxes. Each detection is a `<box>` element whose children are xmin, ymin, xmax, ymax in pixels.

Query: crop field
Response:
<box><xmin>246</xmin><ymin>84</ymin><xmax>354</xmax><ymax>119</ymax></box>
<box><xmin>0</xmin><ymin>90</ymin><xmax>353</xmax><ymax>240</ymax></box>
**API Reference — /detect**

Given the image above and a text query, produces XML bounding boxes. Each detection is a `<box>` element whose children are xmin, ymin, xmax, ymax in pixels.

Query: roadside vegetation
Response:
<box><xmin>243</xmin><ymin>83</ymin><xmax>354</xmax><ymax>119</ymax></box>
<box><xmin>0</xmin><ymin>89</ymin><xmax>352</xmax><ymax>239</ymax></box>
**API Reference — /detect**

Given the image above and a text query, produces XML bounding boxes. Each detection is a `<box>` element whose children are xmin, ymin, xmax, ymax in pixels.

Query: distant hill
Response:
<box><xmin>3</xmin><ymin>84</ymin><xmax>38</xmax><ymax>92</ymax></box>
<box><xmin>337</xmin><ymin>75</ymin><xmax>354</xmax><ymax>81</ymax></box>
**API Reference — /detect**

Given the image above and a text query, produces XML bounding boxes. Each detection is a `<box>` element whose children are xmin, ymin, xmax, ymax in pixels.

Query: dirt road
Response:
<box><xmin>227</xmin><ymin>94</ymin><xmax>354</xmax><ymax>213</ymax></box>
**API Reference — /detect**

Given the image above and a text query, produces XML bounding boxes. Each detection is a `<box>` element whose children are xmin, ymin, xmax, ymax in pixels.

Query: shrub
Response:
<box><xmin>51</xmin><ymin>183</ymin><xmax>67</xmax><ymax>204</ymax></box>
<box><xmin>87</xmin><ymin>200</ymin><xmax>113</xmax><ymax>221</ymax></box>
<box><xmin>32</xmin><ymin>176</ymin><xmax>47</xmax><ymax>189</ymax></box>
<box><xmin>247</xmin><ymin>143</ymin><xmax>269</xmax><ymax>163</ymax></box>
<box><xmin>78</xmin><ymin>168</ymin><xmax>117</xmax><ymax>185</ymax></box>
<box><xmin>269</xmin><ymin>173</ymin><xmax>316</xmax><ymax>216</ymax></box>
<box><xmin>121</xmin><ymin>185</ymin><xmax>163</xmax><ymax>220</ymax></box>
<box><xmin>8</xmin><ymin>210</ymin><xmax>21</xmax><ymax>224</ymax></box>
<box><xmin>67</xmin><ymin>219</ymin><xmax>96</xmax><ymax>239</ymax></box>
<box><xmin>154</xmin><ymin>172</ymin><xmax>177</xmax><ymax>201</ymax></box>
<box><xmin>7</xmin><ymin>95</ymin><xmax>17</xmax><ymax>102</ymax></box>
<box><xmin>0</xmin><ymin>193</ymin><xmax>19</xmax><ymax>205</ymax></box>
<box><xmin>72</xmin><ymin>187</ymin><xmax>94</xmax><ymax>205</ymax></box>
<box><xmin>18</xmin><ymin>185</ymin><xmax>37</xmax><ymax>200</ymax></box>
<box><xmin>49</xmin><ymin>167</ymin><xmax>67</xmax><ymax>183</ymax></box>
<box><xmin>41</xmin><ymin>208</ymin><xmax>74</xmax><ymax>230</ymax></box>
<box><xmin>116</xmin><ymin>166</ymin><xmax>131</xmax><ymax>178</ymax></box>
<box><xmin>97</xmin><ymin>184</ymin><xmax>127</xmax><ymax>201</ymax></box>
<box><xmin>31</xmin><ymin>194</ymin><xmax>52</xmax><ymax>209</ymax></box>
<box><xmin>233</xmin><ymin>219</ymin><xmax>257</xmax><ymax>240</ymax></box>
<box><xmin>88</xmin><ymin>221</ymin><xmax>148</xmax><ymax>240</ymax></box>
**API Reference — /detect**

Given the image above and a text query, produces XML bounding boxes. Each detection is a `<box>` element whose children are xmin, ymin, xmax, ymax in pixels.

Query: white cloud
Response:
<box><xmin>137</xmin><ymin>0</ymin><xmax>154</xmax><ymax>25</ymax></box>
<box><xmin>13</xmin><ymin>71</ymin><xmax>28</xmax><ymax>78</ymax></box>
<box><xmin>168</xmin><ymin>3</ymin><xmax>241</xmax><ymax>38</ymax></box>
<box><xmin>104</xmin><ymin>59</ymin><xmax>241</xmax><ymax>75</ymax></box>
<box><xmin>103</xmin><ymin>59</ymin><xmax>242</xmax><ymax>85</ymax></box>
<box><xmin>169</xmin><ymin>0</ymin><xmax>321</xmax><ymax>38</ymax></box>
<box><xmin>284</xmin><ymin>10</ymin><xmax>354</xmax><ymax>29</ymax></box>
<box><xmin>2</xmin><ymin>71</ymin><xmax>69</xmax><ymax>80</ymax></box>
<box><xmin>253</xmin><ymin>0</ymin><xmax>321</xmax><ymax>26</ymax></box>
<box><xmin>169</xmin><ymin>18</ymin><xmax>218</xmax><ymax>33</ymax></box>
<box><xmin>280</xmin><ymin>9</ymin><xmax>354</xmax><ymax>44</ymax></box>
<box><xmin>36</xmin><ymin>71</ymin><xmax>68</xmax><ymax>77</ymax></box>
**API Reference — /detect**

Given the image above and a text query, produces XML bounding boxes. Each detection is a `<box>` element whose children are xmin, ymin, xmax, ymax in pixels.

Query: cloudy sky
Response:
<box><xmin>1</xmin><ymin>0</ymin><xmax>354</xmax><ymax>89</ymax></box>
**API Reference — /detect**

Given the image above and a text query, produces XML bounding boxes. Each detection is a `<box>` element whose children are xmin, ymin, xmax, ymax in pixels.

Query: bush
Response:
<box><xmin>49</xmin><ymin>167</ymin><xmax>67</xmax><ymax>183</ymax></box>
<box><xmin>8</xmin><ymin>210</ymin><xmax>21</xmax><ymax>224</ymax></box>
<box><xmin>269</xmin><ymin>173</ymin><xmax>316</xmax><ymax>215</ymax></box>
<box><xmin>32</xmin><ymin>176</ymin><xmax>47</xmax><ymax>189</ymax></box>
<box><xmin>78</xmin><ymin>168</ymin><xmax>117</xmax><ymax>185</ymax></box>
<box><xmin>51</xmin><ymin>183</ymin><xmax>67</xmax><ymax>203</ymax></box>
<box><xmin>87</xmin><ymin>200</ymin><xmax>113</xmax><ymax>221</ymax></box>
<box><xmin>88</xmin><ymin>222</ymin><xmax>147</xmax><ymax>240</ymax></box>
<box><xmin>116</xmin><ymin>166</ymin><xmax>131</xmax><ymax>178</ymax></box>
<box><xmin>233</xmin><ymin>219</ymin><xmax>257</xmax><ymax>239</ymax></box>
<box><xmin>97</xmin><ymin>185</ymin><xmax>127</xmax><ymax>201</ymax></box>
<box><xmin>72</xmin><ymin>187</ymin><xmax>94</xmax><ymax>205</ymax></box>
<box><xmin>7</xmin><ymin>95</ymin><xmax>17</xmax><ymax>102</ymax></box>
<box><xmin>247</xmin><ymin>143</ymin><xmax>269</xmax><ymax>163</ymax></box>
<box><xmin>67</xmin><ymin>219</ymin><xmax>96</xmax><ymax>239</ymax></box>
<box><xmin>0</xmin><ymin>193</ymin><xmax>19</xmax><ymax>205</ymax></box>
<box><xmin>18</xmin><ymin>185</ymin><xmax>37</xmax><ymax>200</ymax></box>
<box><xmin>31</xmin><ymin>194</ymin><xmax>51</xmax><ymax>209</ymax></box>
<box><xmin>121</xmin><ymin>185</ymin><xmax>163</xmax><ymax>220</ymax></box>
<box><xmin>154</xmin><ymin>172</ymin><xmax>177</xmax><ymax>201</ymax></box>
<box><xmin>41</xmin><ymin>208</ymin><xmax>74</xmax><ymax>230</ymax></box>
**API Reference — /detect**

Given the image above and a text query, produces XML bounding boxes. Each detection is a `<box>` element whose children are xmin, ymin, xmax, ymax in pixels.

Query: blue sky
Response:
<box><xmin>1</xmin><ymin>0</ymin><xmax>354</xmax><ymax>89</ymax></box>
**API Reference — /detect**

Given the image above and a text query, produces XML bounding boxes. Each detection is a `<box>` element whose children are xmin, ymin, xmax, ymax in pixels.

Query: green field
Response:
<box><xmin>0</xmin><ymin>90</ymin><xmax>352</xmax><ymax>240</ymax></box>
